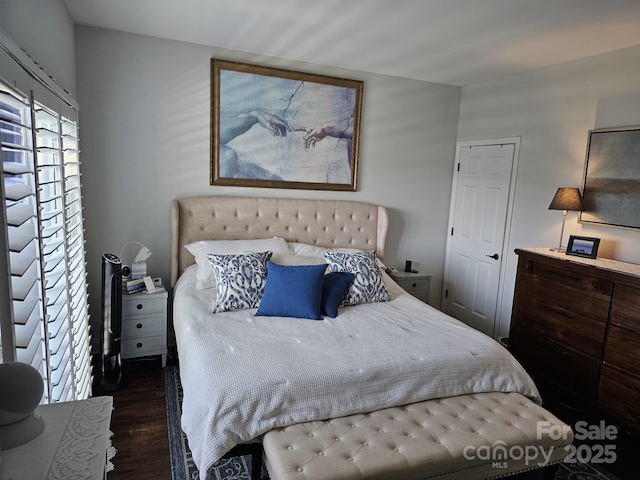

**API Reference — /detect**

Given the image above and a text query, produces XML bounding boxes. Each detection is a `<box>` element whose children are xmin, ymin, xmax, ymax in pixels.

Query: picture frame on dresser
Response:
<box><xmin>566</xmin><ymin>235</ymin><xmax>600</xmax><ymax>259</ymax></box>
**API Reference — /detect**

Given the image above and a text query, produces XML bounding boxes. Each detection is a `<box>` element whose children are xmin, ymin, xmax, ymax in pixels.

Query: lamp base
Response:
<box><xmin>549</xmin><ymin>247</ymin><xmax>566</xmax><ymax>253</ymax></box>
<box><xmin>0</xmin><ymin>412</ymin><xmax>45</xmax><ymax>450</ymax></box>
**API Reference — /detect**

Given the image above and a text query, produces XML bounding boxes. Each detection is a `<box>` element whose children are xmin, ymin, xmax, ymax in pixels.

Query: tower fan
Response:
<box><xmin>97</xmin><ymin>252</ymin><xmax>128</xmax><ymax>392</ymax></box>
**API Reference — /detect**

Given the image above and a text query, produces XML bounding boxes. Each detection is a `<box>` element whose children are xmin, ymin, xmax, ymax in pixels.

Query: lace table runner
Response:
<box><xmin>0</xmin><ymin>396</ymin><xmax>114</xmax><ymax>480</ymax></box>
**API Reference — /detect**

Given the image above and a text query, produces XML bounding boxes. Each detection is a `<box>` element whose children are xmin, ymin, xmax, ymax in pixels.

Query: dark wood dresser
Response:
<box><xmin>509</xmin><ymin>247</ymin><xmax>640</xmax><ymax>433</ymax></box>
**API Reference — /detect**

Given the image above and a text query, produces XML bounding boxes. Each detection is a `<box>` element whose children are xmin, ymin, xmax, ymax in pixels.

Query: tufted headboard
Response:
<box><xmin>171</xmin><ymin>196</ymin><xmax>389</xmax><ymax>286</ymax></box>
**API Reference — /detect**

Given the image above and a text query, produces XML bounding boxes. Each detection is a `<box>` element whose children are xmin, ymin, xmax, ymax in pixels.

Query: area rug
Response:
<box><xmin>165</xmin><ymin>365</ymin><xmax>622</xmax><ymax>480</ymax></box>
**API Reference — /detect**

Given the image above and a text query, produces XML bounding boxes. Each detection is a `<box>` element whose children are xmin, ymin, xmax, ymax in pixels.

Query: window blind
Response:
<box><xmin>1</xmin><ymin>78</ymin><xmax>91</xmax><ymax>402</ymax></box>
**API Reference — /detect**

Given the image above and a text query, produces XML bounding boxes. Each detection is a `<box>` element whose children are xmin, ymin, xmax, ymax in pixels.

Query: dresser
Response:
<box><xmin>388</xmin><ymin>271</ymin><xmax>431</xmax><ymax>303</ymax></box>
<box><xmin>509</xmin><ymin>248</ymin><xmax>640</xmax><ymax>432</ymax></box>
<box><xmin>121</xmin><ymin>289</ymin><xmax>168</xmax><ymax>366</ymax></box>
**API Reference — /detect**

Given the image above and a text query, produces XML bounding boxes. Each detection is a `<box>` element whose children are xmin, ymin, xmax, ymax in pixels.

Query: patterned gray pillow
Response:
<box><xmin>324</xmin><ymin>250</ymin><xmax>390</xmax><ymax>306</ymax></box>
<box><xmin>208</xmin><ymin>251</ymin><xmax>273</xmax><ymax>313</ymax></box>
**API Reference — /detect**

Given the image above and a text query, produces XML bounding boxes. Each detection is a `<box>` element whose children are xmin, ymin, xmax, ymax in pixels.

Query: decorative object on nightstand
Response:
<box><xmin>0</xmin><ymin>362</ymin><xmax>45</xmax><ymax>450</ymax></box>
<box><xmin>119</xmin><ymin>241</ymin><xmax>152</xmax><ymax>280</ymax></box>
<box><xmin>121</xmin><ymin>288</ymin><xmax>168</xmax><ymax>367</ymax></box>
<box><xmin>388</xmin><ymin>270</ymin><xmax>431</xmax><ymax>303</ymax></box>
<box><xmin>548</xmin><ymin>187</ymin><xmax>584</xmax><ymax>252</ymax></box>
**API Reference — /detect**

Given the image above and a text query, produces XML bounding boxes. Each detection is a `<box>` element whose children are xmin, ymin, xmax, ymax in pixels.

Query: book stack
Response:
<box><xmin>122</xmin><ymin>278</ymin><xmax>145</xmax><ymax>295</ymax></box>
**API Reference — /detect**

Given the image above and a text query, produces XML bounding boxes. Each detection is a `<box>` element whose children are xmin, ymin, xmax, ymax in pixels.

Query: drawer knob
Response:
<box><xmin>136</xmin><ymin>304</ymin><xmax>143</xmax><ymax>310</ymax></box>
<box><xmin>136</xmin><ymin>342</ymin><xmax>143</xmax><ymax>348</ymax></box>
<box><xmin>136</xmin><ymin>323</ymin><xmax>143</xmax><ymax>329</ymax></box>
<box><xmin>412</xmin><ymin>283</ymin><xmax>417</xmax><ymax>288</ymax></box>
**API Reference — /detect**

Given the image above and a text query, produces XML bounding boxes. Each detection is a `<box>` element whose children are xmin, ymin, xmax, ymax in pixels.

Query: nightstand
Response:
<box><xmin>388</xmin><ymin>271</ymin><xmax>431</xmax><ymax>303</ymax></box>
<box><xmin>121</xmin><ymin>289</ymin><xmax>168</xmax><ymax>366</ymax></box>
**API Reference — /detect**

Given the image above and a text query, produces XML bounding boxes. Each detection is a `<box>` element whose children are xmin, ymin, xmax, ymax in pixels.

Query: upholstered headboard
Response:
<box><xmin>171</xmin><ymin>196</ymin><xmax>389</xmax><ymax>286</ymax></box>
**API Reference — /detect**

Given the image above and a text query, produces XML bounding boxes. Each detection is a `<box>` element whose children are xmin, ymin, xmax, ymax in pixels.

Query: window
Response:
<box><xmin>1</xmin><ymin>79</ymin><xmax>91</xmax><ymax>402</ymax></box>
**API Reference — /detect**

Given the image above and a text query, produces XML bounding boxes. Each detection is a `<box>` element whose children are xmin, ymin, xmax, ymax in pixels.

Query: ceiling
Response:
<box><xmin>62</xmin><ymin>0</ymin><xmax>640</xmax><ymax>87</ymax></box>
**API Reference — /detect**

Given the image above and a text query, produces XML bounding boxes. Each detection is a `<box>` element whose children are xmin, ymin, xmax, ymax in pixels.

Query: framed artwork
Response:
<box><xmin>580</xmin><ymin>125</ymin><xmax>640</xmax><ymax>229</ymax></box>
<box><xmin>566</xmin><ymin>235</ymin><xmax>600</xmax><ymax>259</ymax></box>
<box><xmin>210</xmin><ymin>59</ymin><xmax>363</xmax><ymax>191</ymax></box>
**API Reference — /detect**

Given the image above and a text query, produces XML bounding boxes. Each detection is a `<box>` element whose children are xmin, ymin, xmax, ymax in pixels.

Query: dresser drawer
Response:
<box><xmin>509</xmin><ymin>328</ymin><xmax>600</xmax><ymax>400</ymax></box>
<box><xmin>121</xmin><ymin>335</ymin><xmax>163</xmax><ymax>359</ymax></box>
<box><xmin>122</xmin><ymin>297</ymin><xmax>165</xmax><ymax>316</ymax></box>
<box><xmin>512</xmin><ymin>293</ymin><xmax>606</xmax><ymax>358</ymax></box>
<box><xmin>122</xmin><ymin>315</ymin><xmax>164</xmax><ymax>338</ymax></box>
<box><xmin>598</xmin><ymin>365</ymin><xmax>640</xmax><ymax>433</ymax></box>
<box><xmin>515</xmin><ymin>257</ymin><xmax>613</xmax><ymax>321</ymax></box>
<box><xmin>603</xmin><ymin>324</ymin><xmax>640</xmax><ymax>379</ymax></box>
<box><xmin>610</xmin><ymin>284</ymin><xmax>640</xmax><ymax>334</ymax></box>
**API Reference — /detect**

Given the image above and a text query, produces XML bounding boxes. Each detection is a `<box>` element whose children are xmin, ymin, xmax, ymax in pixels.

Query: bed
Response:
<box><xmin>171</xmin><ymin>195</ymin><xmax>543</xmax><ymax>477</ymax></box>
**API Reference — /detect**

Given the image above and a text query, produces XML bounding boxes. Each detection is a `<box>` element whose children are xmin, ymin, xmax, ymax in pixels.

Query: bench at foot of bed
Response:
<box><xmin>263</xmin><ymin>392</ymin><xmax>573</xmax><ymax>480</ymax></box>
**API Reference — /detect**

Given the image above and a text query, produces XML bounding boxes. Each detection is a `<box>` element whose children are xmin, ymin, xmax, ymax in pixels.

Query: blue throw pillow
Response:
<box><xmin>321</xmin><ymin>272</ymin><xmax>355</xmax><ymax>318</ymax></box>
<box><xmin>256</xmin><ymin>262</ymin><xmax>327</xmax><ymax>320</ymax></box>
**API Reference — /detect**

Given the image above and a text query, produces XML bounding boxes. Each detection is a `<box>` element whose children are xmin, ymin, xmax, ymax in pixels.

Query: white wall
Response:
<box><xmin>458</xmin><ymin>44</ymin><xmax>640</xmax><ymax>339</ymax></box>
<box><xmin>74</xmin><ymin>27</ymin><xmax>462</xmax><ymax>334</ymax></box>
<box><xmin>0</xmin><ymin>0</ymin><xmax>77</xmax><ymax>97</ymax></box>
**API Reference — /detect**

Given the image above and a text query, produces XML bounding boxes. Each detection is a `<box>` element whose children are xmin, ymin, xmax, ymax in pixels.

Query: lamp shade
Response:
<box><xmin>548</xmin><ymin>187</ymin><xmax>584</xmax><ymax>211</ymax></box>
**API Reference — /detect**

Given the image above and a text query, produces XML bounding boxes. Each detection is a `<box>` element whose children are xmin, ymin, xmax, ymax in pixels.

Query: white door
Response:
<box><xmin>443</xmin><ymin>141</ymin><xmax>517</xmax><ymax>337</ymax></box>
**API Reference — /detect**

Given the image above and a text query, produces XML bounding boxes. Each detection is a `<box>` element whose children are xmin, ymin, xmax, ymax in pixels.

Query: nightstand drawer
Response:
<box><xmin>122</xmin><ymin>297</ymin><xmax>164</xmax><ymax>316</ymax></box>
<box><xmin>121</xmin><ymin>335</ymin><xmax>163</xmax><ymax>358</ymax></box>
<box><xmin>388</xmin><ymin>272</ymin><xmax>431</xmax><ymax>303</ymax></box>
<box><xmin>395</xmin><ymin>276</ymin><xmax>430</xmax><ymax>293</ymax></box>
<box><xmin>122</xmin><ymin>315</ymin><xmax>164</xmax><ymax>337</ymax></box>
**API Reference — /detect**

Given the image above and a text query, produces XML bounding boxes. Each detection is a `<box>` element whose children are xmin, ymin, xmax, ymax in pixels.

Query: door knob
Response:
<box><xmin>486</xmin><ymin>253</ymin><xmax>499</xmax><ymax>260</ymax></box>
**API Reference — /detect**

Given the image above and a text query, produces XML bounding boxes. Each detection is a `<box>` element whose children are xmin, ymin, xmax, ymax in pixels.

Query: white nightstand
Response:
<box><xmin>388</xmin><ymin>271</ymin><xmax>431</xmax><ymax>303</ymax></box>
<box><xmin>121</xmin><ymin>289</ymin><xmax>168</xmax><ymax>366</ymax></box>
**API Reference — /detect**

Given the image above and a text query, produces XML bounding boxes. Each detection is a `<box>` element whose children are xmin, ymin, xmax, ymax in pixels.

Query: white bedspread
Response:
<box><xmin>173</xmin><ymin>265</ymin><xmax>540</xmax><ymax>475</ymax></box>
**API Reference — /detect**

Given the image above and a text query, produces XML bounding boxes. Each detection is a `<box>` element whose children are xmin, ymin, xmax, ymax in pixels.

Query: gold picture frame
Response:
<box><xmin>211</xmin><ymin>59</ymin><xmax>363</xmax><ymax>191</ymax></box>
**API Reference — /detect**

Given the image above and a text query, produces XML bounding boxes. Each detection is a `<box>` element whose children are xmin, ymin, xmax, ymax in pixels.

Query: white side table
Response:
<box><xmin>388</xmin><ymin>271</ymin><xmax>431</xmax><ymax>303</ymax></box>
<box><xmin>0</xmin><ymin>396</ymin><xmax>114</xmax><ymax>479</ymax></box>
<box><xmin>121</xmin><ymin>289</ymin><xmax>168</xmax><ymax>366</ymax></box>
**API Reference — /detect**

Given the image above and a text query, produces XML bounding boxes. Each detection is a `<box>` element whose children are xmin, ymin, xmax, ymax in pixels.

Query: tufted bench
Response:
<box><xmin>262</xmin><ymin>392</ymin><xmax>573</xmax><ymax>480</ymax></box>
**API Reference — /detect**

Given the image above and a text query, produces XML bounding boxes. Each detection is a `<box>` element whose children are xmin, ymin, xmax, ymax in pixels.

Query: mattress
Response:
<box><xmin>173</xmin><ymin>265</ymin><xmax>540</xmax><ymax>475</ymax></box>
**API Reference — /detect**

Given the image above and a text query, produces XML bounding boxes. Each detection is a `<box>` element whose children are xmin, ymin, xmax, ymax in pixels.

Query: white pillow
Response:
<box><xmin>270</xmin><ymin>252</ymin><xmax>327</xmax><ymax>267</ymax></box>
<box><xmin>185</xmin><ymin>237</ymin><xmax>290</xmax><ymax>290</ymax></box>
<box><xmin>288</xmin><ymin>242</ymin><xmax>363</xmax><ymax>259</ymax></box>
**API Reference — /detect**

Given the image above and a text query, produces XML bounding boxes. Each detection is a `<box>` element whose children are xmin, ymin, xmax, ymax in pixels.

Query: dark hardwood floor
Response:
<box><xmin>106</xmin><ymin>357</ymin><xmax>172</xmax><ymax>480</ymax></box>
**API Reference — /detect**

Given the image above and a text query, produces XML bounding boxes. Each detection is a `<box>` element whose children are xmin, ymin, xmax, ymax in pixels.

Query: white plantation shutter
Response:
<box><xmin>1</xmin><ymin>41</ymin><xmax>92</xmax><ymax>402</ymax></box>
<box><xmin>1</xmin><ymin>84</ymin><xmax>48</xmax><ymax>384</ymax></box>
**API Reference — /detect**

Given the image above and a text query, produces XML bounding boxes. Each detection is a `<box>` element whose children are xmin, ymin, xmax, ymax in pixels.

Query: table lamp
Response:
<box><xmin>548</xmin><ymin>187</ymin><xmax>584</xmax><ymax>252</ymax></box>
